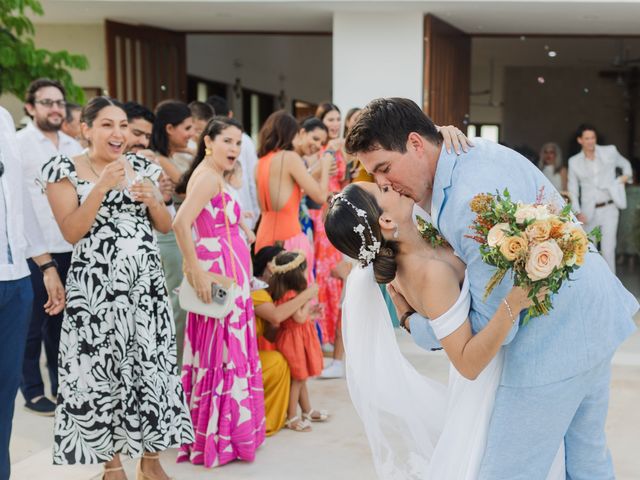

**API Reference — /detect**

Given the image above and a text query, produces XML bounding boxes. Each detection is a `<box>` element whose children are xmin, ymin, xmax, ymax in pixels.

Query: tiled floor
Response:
<box><xmin>9</xmin><ymin>268</ymin><xmax>640</xmax><ymax>480</ymax></box>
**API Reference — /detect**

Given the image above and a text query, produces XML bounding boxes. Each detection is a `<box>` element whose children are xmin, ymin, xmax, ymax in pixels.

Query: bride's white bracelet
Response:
<box><xmin>503</xmin><ymin>298</ymin><xmax>516</xmax><ymax>324</ymax></box>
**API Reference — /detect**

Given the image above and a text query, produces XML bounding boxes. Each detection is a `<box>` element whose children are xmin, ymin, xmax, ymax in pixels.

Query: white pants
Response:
<box><xmin>586</xmin><ymin>203</ymin><xmax>619</xmax><ymax>274</ymax></box>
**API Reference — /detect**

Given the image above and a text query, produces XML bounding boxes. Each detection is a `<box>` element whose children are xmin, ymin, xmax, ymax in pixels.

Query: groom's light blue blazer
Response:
<box><xmin>411</xmin><ymin>139</ymin><xmax>637</xmax><ymax>387</ymax></box>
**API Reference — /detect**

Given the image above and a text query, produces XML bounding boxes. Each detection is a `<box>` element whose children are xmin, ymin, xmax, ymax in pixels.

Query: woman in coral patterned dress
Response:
<box><xmin>309</xmin><ymin>103</ymin><xmax>349</xmax><ymax>348</ymax></box>
<box><xmin>173</xmin><ymin>117</ymin><xmax>265</xmax><ymax>468</ymax></box>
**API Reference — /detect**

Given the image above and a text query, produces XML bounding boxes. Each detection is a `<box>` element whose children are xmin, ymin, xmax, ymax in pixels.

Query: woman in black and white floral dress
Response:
<box><xmin>43</xmin><ymin>97</ymin><xmax>193</xmax><ymax>480</ymax></box>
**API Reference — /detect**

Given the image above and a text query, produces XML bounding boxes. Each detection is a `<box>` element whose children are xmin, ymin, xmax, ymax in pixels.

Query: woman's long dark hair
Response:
<box><xmin>325</xmin><ymin>184</ymin><xmax>399</xmax><ymax>284</ymax></box>
<box><xmin>257</xmin><ymin>110</ymin><xmax>298</xmax><ymax>157</ymax></box>
<box><xmin>151</xmin><ymin>100</ymin><xmax>191</xmax><ymax>157</ymax></box>
<box><xmin>175</xmin><ymin>116</ymin><xmax>243</xmax><ymax>194</ymax></box>
<box><xmin>315</xmin><ymin>102</ymin><xmax>341</xmax><ymax>122</ymax></box>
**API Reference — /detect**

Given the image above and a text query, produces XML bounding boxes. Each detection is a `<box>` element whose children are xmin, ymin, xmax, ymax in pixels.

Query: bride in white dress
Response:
<box><xmin>324</xmin><ymin>183</ymin><xmax>565</xmax><ymax>480</ymax></box>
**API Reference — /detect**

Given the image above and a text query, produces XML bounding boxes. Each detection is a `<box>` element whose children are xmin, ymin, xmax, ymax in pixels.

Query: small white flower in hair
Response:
<box><xmin>334</xmin><ymin>192</ymin><xmax>381</xmax><ymax>266</ymax></box>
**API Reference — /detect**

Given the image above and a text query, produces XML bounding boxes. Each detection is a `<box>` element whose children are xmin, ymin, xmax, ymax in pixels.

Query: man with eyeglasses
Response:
<box><xmin>15</xmin><ymin>78</ymin><xmax>83</xmax><ymax>416</ymax></box>
<box><xmin>0</xmin><ymin>105</ymin><xmax>65</xmax><ymax>478</ymax></box>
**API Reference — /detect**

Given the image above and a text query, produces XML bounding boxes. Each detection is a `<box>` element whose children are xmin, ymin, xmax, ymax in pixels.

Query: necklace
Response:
<box><xmin>84</xmin><ymin>152</ymin><xmax>102</xmax><ymax>178</ymax></box>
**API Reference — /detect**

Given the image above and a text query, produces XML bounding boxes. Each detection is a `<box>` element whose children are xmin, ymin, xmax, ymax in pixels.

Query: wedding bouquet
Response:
<box><xmin>467</xmin><ymin>189</ymin><xmax>599</xmax><ymax>324</ymax></box>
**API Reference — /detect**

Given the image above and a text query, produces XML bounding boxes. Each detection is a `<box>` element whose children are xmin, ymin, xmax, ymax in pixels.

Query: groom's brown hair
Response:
<box><xmin>345</xmin><ymin>97</ymin><xmax>441</xmax><ymax>155</ymax></box>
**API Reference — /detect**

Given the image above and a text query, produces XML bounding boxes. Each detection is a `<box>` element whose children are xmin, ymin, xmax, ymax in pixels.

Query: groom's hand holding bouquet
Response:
<box><xmin>467</xmin><ymin>188</ymin><xmax>600</xmax><ymax>325</ymax></box>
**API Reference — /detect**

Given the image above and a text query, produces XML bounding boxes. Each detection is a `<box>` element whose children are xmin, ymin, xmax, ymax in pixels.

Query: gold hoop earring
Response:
<box><xmin>205</xmin><ymin>148</ymin><xmax>212</xmax><ymax>156</ymax></box>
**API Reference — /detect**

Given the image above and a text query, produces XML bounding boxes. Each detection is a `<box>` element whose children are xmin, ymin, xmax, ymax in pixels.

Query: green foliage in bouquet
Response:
<box><xmin>0</xmin><ymin>0</ymin><xmax>89</xmax><ymax>102</ymax></box>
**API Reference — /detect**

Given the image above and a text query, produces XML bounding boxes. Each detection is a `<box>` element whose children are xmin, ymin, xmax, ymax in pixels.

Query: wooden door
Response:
<box><xmin>106</xmin><ymin>20</ymin><xmax>187</xmax><ymax>107</ymax></box>
<box><xmin>423</xmin><ymin>15</ymin><xmax>471</xmax><ymax>127</ymax></box>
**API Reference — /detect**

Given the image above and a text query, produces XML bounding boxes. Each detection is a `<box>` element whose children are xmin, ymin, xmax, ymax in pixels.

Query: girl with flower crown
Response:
<box><xmin>268</xmin><ymin>250</ymin><xmax>329</xmax><ymax>432</ymax></box>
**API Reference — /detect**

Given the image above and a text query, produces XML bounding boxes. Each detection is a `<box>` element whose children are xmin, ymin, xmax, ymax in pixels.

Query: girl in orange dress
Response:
<box><xmin>269</xmin><ymin>251</ymin><xmax>329</xmax><ymax>432</ymax></box>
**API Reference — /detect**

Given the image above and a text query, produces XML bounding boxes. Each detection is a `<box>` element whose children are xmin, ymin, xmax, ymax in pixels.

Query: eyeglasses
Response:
<box><xmin>34</xmin><ymin>99</ymin><xmax>66</xmax><ymax>109</ymax></box>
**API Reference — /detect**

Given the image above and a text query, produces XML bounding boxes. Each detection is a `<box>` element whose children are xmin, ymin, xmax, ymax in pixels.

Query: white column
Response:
<box><xmin>333</xmin><ymin>11</ymin><xmax>424</xmax><ymax>115</ymax></box>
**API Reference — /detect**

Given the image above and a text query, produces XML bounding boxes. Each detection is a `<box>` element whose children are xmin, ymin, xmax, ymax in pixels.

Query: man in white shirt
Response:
<box><xmin>206</xmin><ymin>95</ymin><xmax>261</xmax><ymax>229</ymax></box>
<box><xmin>0</xmin><ymin>106</ymin><xmax>65</xmax><ymax>478</ymax></box>
<box><xmin>16</xmin><ymin>78</ymin><xmax>83</xmax><ymax>416</ymax></box>
<box><xmin>568</xmin><ymin>124</ymin><xmax>633</xmax><ymax>274</ymax></box>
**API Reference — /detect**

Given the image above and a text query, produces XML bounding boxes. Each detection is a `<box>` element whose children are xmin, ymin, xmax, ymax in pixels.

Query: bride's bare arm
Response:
<box><xmin>416</xmin><ymin>262</ymin><xmax>532</xmax><ymax>380</ymax></box>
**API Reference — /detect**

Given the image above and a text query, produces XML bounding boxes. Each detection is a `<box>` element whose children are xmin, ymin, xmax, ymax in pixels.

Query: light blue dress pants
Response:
<box><xmin>479</xmin><ymin>356</ymin><xmax>614</xmax><ymax>480</ymax></box>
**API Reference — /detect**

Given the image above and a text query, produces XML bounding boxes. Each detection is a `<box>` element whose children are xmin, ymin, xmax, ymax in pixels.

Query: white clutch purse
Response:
<box><xmin>178</xmin><ymin>277</ymin><xmax>239</xmax><ymax>318</ymax></box>
<box><xmin>178</xmin><ymin>185</ymin><xmax>241</xmax><ymax>319</ymax></box>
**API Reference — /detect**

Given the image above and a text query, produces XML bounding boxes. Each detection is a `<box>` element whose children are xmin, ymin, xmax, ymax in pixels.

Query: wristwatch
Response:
<box><xmin>39</xmin><ymin>259</ymin><xmax>59</xmax><ymax>273</ymax></box>
<box><xmin>399</xmin><ymin>310</ymin><xmax>415</xmax><ymax>334</ymax></box>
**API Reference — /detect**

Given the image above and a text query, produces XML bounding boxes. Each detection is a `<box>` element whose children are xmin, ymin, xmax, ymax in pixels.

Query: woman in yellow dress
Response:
<box><xmin>251</xmin><ymin>246</ymin><xmax>319</xmax><ymax>435</ymax></box>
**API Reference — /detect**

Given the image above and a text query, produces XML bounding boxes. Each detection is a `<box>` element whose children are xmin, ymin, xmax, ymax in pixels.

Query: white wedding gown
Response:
<box><xmin>342</xmin><ymin>265</ymin><xmax>565</xmax><ymax>479</ymax></box>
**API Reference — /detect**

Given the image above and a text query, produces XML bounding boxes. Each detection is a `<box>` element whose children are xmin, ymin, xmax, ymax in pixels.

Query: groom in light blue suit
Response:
<box><xmin>348</xmin><ymin>98</ymin><xmax>638</xmax><ymax>480</ymax></box>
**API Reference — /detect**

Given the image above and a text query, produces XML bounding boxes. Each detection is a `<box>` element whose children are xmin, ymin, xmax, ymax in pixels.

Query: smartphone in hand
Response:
<box><xmin>211</xmin><ymin>283</ymin><xmax>229</xmax><ymax>305</ymax></box>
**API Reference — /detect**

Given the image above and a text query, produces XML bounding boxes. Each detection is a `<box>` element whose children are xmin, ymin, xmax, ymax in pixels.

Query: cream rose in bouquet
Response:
<box><xmin>468</xmin><ymin>189</ymin><xmax>600</xmax><ymax>324</ymax></box>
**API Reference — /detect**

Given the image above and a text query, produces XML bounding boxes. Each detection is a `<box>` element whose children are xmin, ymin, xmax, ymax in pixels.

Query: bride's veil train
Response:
<box><xmin>342</xmin><ymin>264</ymin><xmax>447</xmax><ymax>479</ymax></box>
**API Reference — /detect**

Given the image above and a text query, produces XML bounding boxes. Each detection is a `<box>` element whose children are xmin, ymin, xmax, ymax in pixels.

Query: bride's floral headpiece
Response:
<box><xmin>269</xmin><ymin>250</ymin><xmax>306</xmax><ymax>275</ymax></box>
<box><xmin>331</xmin><ymin>193</ymin><xmax>381</xmax><ymax>266</ymax></box>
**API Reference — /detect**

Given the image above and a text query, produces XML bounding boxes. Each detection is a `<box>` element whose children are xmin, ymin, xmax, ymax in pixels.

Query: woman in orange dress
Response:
<box><xmin>255</xmin><ymin>111</ymin><xmax>332</xmax><ymax>272</ymax></box>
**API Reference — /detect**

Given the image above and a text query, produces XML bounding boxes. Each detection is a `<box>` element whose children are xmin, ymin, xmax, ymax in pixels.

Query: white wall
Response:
<box><xmin>333</xmin><ymin>12</ymin><xmax>424</xmax><ymax>114</ymax></box>
<box><xmin>0</xmin><ymin>24</ymin><xmax>106</xmax><ymax>125</ymax></box>
<box><xmin>186</xmin><ymin>34</ymin><xmax>332</xmax><ymax>113</ymax></box>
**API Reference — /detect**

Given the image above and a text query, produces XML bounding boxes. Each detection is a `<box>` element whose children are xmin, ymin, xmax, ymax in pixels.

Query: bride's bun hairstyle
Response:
<box><xmin>325</xmin><ymin>184</ymin><xmax>398</xmax><ymax>284</ymax></box>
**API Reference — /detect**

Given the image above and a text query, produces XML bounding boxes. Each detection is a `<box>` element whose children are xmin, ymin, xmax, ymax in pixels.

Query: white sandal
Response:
<box><xmin>302</xmin><ymin>409</ymin><xmax>330</xmax><ymax>422</ymax></box>
<box><xmin>285</xmin><ymin>415</ymin><xmax>312</xmax><ymax>432</ymax></box>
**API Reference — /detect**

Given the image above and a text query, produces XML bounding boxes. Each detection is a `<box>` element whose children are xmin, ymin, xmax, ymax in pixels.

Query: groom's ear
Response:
<box><xmin>408</xmin><ymin>132</ymin><xmax>425</xmax><ymax>153</ymax></box>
